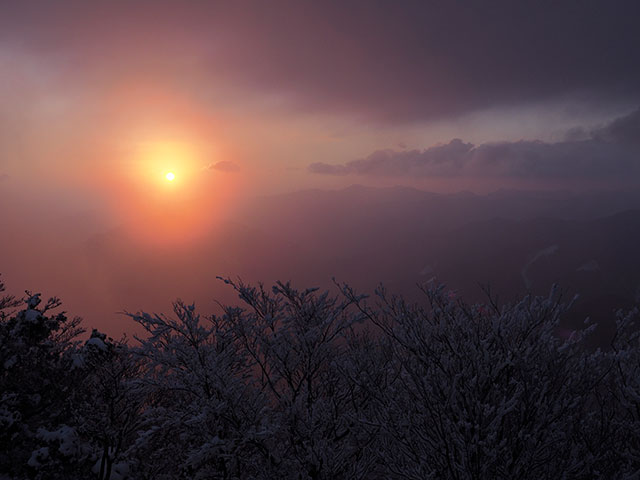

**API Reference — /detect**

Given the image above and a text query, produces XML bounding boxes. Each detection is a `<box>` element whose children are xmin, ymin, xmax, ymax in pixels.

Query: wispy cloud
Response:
<box><xmin>206</xmin><ymin>161</ymin><xmax>240</xmax><ymax>172</ymax></box>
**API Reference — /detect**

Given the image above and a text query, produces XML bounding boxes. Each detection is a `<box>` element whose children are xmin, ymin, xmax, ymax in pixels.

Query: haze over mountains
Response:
<box><xmin>3</xmin><ymin>185</ymin><xmax>640</xmax><ymax>341</ymax></box>
<box><xmin>242</xmin><ymin>186</ymin><xmax>640</xmax><ymax>340</ymax></box>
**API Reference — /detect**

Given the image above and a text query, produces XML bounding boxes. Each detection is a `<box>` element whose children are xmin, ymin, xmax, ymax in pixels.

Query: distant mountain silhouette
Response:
<box><xmin>75</xmin><ymin>186</ymin><xmax>640</xmax><ymax>341</ymax></box>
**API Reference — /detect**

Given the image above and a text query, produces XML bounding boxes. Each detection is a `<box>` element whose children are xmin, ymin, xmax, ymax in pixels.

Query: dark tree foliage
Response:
<box><xmin>1</xmin><ymin>275</ymin><xmax>638</xmax><ymax>479</ymax></box>
<box><xmin>0</xmin><ymin>280</ymin><xmax>84</xmax><ymax>479</ymax></box>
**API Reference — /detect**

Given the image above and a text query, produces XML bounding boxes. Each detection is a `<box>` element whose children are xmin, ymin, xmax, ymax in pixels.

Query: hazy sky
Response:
<box><xmin>1</xmin><ymin>1</ymin><xmax>640</xmax><ymax>333</ymax></box>
<box><xmin>2</xmin><ymin>1</ymin><xmax>640</xmax><ymax>197</ymax></box>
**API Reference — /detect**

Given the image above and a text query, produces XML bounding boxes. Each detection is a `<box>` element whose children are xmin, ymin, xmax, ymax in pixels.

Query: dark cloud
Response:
<box><xmin>310</xmin><ymin>109</ymin><xmax>640</xmax><ymax>181</ymax></box>
<box><xmin>592</xmin><ymin>107</ymin><xmax>640</xmax><ymax>146</ymax></box>
<box><xmin>208</xmin><ymin>161</ymin><xmax>240</xmax><ymax>173</ymax></box>
<box><xmin>2</xmin><ymin>1</ymin><xmax>639</xmax><ymax>123</ymax></box>
<box><xmin>310</xmin><ymin>139</ymin><xmax>474</xmax><ymax>176</ymax></box>
<box><xmin>563</xmin><ymin>126</ymin><xmax>591</xmax><ymax>142</ymax></box>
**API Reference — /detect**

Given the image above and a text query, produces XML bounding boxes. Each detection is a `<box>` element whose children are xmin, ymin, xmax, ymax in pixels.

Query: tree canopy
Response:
<box><xmin>1</xmin><ymin>275</ymin><xmax>639</xmax><ymax>479</ymax></box>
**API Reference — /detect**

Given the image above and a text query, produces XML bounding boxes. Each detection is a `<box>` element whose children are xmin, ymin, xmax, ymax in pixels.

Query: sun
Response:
<box><xmin>165</xmin><ymin>172</ymin><xmax>175</xmax><ymax>181</ymax></box>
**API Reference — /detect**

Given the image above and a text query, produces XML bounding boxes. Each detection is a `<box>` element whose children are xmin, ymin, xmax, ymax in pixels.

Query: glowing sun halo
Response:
<box><xmin>165</xmin><ymin>172</ymin><xmax>175</xmax><ymax>181</ymax></box>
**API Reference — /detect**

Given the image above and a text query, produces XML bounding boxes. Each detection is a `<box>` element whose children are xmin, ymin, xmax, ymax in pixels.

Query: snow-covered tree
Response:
<box><xmin>0</xmin><ymin>286</ymin><xmax>84</xmax><ymax>479</ymax></box>
<box><xmin>2</xmin><ymin>272</ymin><xmax>640</xmax><ymax>479</ymax></box>
<box><xmin>66</xmin><ymin>330</ymin><xmax>146</xmax><ymax>480</ymax></box>
<box><xmin>221</xmin><ymin>279</ymin><xmax>380</xmax><ymax>479</ymax></box>
<box><xmin>127</xmin><ymin>300</ymin><xmax>267</xmax><ymax>479</ymax></box>
<box><xmin>605</xmin><ymin>308</ymin><xmax>640</xmax><ymax>477</ymax></box>
<box><xmin>341</xmin><ymin>282</ymin><xmax>608</xmax><ymax>479</ymax></box>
